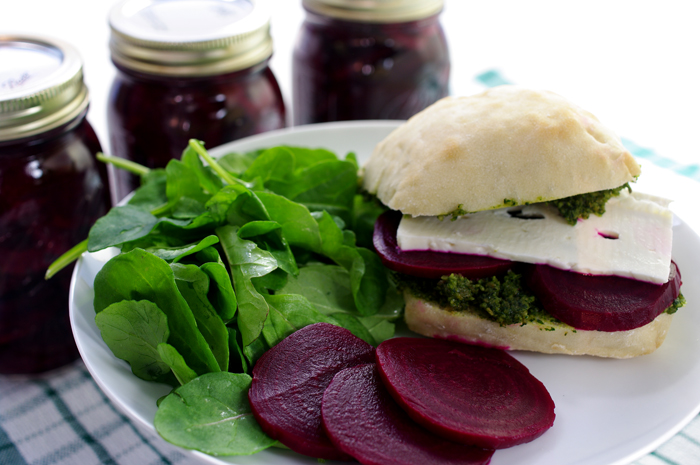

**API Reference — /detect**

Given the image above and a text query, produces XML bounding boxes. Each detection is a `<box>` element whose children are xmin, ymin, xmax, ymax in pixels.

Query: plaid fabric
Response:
<box><xmin>0</xmin><ymin>362</ymin><xmax>195</xmax><ymax>465</ymax></box>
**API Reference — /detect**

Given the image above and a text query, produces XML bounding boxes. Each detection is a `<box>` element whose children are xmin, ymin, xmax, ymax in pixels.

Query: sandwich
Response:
<box><xmin>362</xmin><ymin>85</ymin><xmax>684</xmax><ymax>358</ymax></box>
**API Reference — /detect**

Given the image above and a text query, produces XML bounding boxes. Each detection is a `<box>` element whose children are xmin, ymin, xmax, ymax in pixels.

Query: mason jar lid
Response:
<box><xmin>109</xmin><ymin>0</ymin><xmax>274</xmax><ymax>77</ymax></box>
<box><xmin>0</xmin><ymin>35</ymin><xmax>89</xmax><ymax>142</ymax></box>
<box><xmin>302</xmin><ymin>0</ymin><xmax>444</xmax><ymax>23</ymax></box>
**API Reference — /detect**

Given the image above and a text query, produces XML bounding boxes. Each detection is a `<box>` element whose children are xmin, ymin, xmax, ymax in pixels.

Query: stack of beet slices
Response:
<box><xmin>247</xmin><ymin>322</ymin><xmax>374</xmax><ymax>461</ymax></box>
<box><xmin>248</xmin><ymin>323</ymin><xmax>556</xmax><ymax>464</ymax></box>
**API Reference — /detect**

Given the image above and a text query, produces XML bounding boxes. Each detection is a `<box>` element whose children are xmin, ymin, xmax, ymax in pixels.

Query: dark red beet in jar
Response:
<box><xmin>107</xmin><ymin>0</ymin><xmax>287</xmax><ymax>202</ymax></box>
<box><xmin>0</xmin><ymin>36</ymin><xmax>111</xmax><ymax>374</ymax></box>
<box><xmin>293</xmin><ymin>0</ymin><xmax>450</xmax><ymax>125</ymax></box>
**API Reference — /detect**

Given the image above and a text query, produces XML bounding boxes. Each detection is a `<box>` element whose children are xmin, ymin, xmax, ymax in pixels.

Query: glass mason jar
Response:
<box><xmin>108</xmin><ymin>0</ymin><xmax>287</xmax><ymax>203</ymax></box>
<box><xmin>0</xmin><ymin>36</ymin><xmax>111</xmax><ymax>374</ymax></box>
<box><xmin>293</xmin><ymin>0</ymin><xmax>450</xmax><ymax>125</ymax></box>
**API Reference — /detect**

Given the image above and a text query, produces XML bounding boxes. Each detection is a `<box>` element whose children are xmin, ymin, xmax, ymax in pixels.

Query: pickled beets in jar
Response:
<box><xmin>293</xmin><ymin>0</ymin><xmax>450</xmax><ymax>125</ymax></box>
<box><xmin>107</xmin><ymin>0</ymin><xmax>287</xmax><ymax>202</ymax></box>
<box><xmin>0</xmin><ymin>36</ymin><xmax>111</xmax><ymax>374</ymax></box>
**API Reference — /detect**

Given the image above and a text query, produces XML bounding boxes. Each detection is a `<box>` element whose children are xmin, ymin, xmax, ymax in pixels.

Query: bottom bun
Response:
<box><xmin>404</xmin><ymin>292</ymin><xmax>673</xmax><ymax>359</ymax></box>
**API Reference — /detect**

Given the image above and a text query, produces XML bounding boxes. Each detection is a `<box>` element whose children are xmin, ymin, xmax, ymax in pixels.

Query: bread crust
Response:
<box><xmin>404</xmin><ymin>292</ymin><xmax>673</xmax><ymax>359</ymax></box>
<box><xmin>362</xmin><ymin>86</ymin><xmax>641</xmax><ymax>216</ymax></box>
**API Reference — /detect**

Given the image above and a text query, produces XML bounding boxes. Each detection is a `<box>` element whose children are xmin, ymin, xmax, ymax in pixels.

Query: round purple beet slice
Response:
<box><xmin>322</xmin><ymin>363</ymin><xmax>494</xmax><ymax>465</ymax></box>
<box><xmin>248</xmin><ymin>322</ymin><xmax>375</xmax><ymax>460</ymax></box>
<box><xmin>525</xmin><ymin>261</ymin><xmax>682</xmax><ymax>331</ymax></box>
<box><xmin>376</xmin><ymin>338</ymin><xmax>555</xmax><ymax>449</ymax></box>
<box><xmin>373</xmin><ymin>210</ymin><xmax>513</xmax><ymax>279</ymax></box>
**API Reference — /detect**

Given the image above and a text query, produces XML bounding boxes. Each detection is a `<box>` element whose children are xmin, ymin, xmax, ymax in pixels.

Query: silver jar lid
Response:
<box><xmin>302</xmin><ymin>0</ymin><xmax>444</xmax><ymax>23</ymax></box>
<box><xmin>0</xmin><ymin>35</ymin><xmax>89</xmax><ymax>142</ymax></box>
<box><xmin>109</xmin><ymin>0</ymin><xmax>274</xmax><ymax>77</ymax></box>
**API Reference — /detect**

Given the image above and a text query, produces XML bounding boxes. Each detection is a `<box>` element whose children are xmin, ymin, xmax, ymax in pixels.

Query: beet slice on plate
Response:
<box><xmin>373</xmin><ymin>210</ymin><xmax>513</xmax><ymax>279</ymax></box>
<box><xmin>525</xmin><ymin>261</ymin><xmax>682</xmax><ymax>331</ymax></box>
<box><xmin>248</xmin><ymin>323</ymin><xmax>374</xmax><ymax>460</ymax></box>
<box><xmin>376</xmin><ymin>337</ymin><xmax>555</xmax><ymax>449</ymax></box>
<box><xmin>322</xmin><ymin>363</ymin><xmax>494</xmax><ymax>465</ymax></box>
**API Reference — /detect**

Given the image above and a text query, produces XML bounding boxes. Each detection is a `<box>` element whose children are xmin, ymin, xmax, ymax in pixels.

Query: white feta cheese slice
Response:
<box><xmin>396</xmin><ymin>191</ymin><xmax>673</xmax><ymax>284</ymax></box>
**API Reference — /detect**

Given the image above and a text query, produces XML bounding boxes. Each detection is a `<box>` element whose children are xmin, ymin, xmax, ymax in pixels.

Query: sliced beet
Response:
<box><xmin>373</xmin><ymin>209</ymin><xmax>513</xmax><ymax>279</ymax></box>
<box><xmin>322</xmin><ymin>363</ymin><xmax>494</xmax><ymax>465</ymax></box>
<box><xmin>525</xmin><ymin>261</ymin><xmax>682</xmax><ymax>332</ymax></box>
<box><xmin>376</xmin><ymin>338</ymin><xmax>555</xmax><ymax>449</ymax></box>
<box><xmin>248</xmin><ymin>322</ymin><xmax>374</xmax><ymax>460</ymax></box>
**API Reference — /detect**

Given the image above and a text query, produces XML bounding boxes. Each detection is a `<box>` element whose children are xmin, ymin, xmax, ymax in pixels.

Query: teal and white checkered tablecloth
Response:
<box><xmin>0</xmin><ymin>362</ymin><xmax>188</xmax><ymax>465</ymax></box>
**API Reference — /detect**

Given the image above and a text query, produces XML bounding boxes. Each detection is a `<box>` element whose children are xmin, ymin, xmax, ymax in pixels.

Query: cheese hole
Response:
<box><xmin>507</xmin><ymin>208</ymin><xmax>544</xmax><ymax>220</ymax></box>
<box><xmin>597</xmin><ymin>230</ymin><xmax>619</xmax><ymax>240</ymax></box>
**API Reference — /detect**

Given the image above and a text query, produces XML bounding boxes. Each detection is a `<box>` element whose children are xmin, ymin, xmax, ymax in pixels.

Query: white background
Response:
<box><xmin>2</xmin><ymin>0</ymin><xmax>699</xmax><ymax>168</ymax></box>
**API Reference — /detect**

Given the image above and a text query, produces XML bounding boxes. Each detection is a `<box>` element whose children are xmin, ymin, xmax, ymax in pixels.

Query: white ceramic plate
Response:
<box><xmin>70</xmin><ymin>121</ymin><xmax>700</xmax><ymax>465</ymax></box>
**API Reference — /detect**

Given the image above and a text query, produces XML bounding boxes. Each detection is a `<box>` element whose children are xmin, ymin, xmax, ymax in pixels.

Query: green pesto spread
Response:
<box><xmin>394</xmin><ymin>270</ymin><xmax>560</xmax><ymax>327</ymax></box>
<box><xmin>436</xmin><ymin>185</ymin><xmax>632</xmax><ymax>225</ymax></box>
<box><xmin>547</xmin><ymin>183</ymin><xmax>632</xmax><ymax>225</ymax></box>
<box><xmin>438</xmin><ymin>199</ymin><xmax>520</xmax><ymax>221</ymax></box>
<box><xmin>395</xmin><ymin>270</ymin><xmax>685</xmax><ymax>328</ymax></box>
<box><xmin>665</xmin><ymin>294</ymin><xmax>686</xmax><ymax>314</ymax></box>
<box><xmin>437</xmin><ymin>204</ymin><xmax>470</xmax><ymax>221</ymax></box>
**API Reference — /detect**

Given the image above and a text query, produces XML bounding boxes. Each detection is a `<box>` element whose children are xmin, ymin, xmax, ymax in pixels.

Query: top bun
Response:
<box><xmin>362</xmin><ymin>86</ymin><xmax>641</xmax><ymax>217</ymax></box>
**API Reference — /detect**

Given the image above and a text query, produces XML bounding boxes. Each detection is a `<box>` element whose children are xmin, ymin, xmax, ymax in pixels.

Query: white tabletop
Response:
<box><xmin>2</xmin><ymin>0</ymin><xmax>699</xmax><ymax>169</ymax></box>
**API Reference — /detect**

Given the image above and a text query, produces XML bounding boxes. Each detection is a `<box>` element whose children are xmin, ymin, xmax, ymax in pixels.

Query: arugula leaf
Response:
<box><xmin>255</xmin><ymin>191</ymin><xmax>322</xmax><ymax>253</ymax></box>
<box><xmin>325</xmin><ymin>313</ymin><xmax>378</xmax><ymax>346</ymax></box>
<box><xmin>353</xmin><ymin>315</ymin><xmax>397</xmax><ymax>346</ymax></box>
<box><xmin>243</xmin><ymin>147</ymin><xmax>358</xmax><ymax>224</ymax></box>
<box><xmin>127</xmin><ymin>168</ymin><xmax>168</xmax><ymax>211</ymax></box>
<box><xmin>165</xmin><ymin>159</ymin><xmax>212</xmax><ymax>207</ymax></box>
<box><xmin>93</xmin><ymin>249</ymin><xmax>220</xmax><ymax>376</ymax></box>
<box><xmin>188</xmin><ymin>246</ymin><xmax>239</xmax><ymax>324</ymax></box>
<box><xmin>277</xmin><ymin>263</ymin><xmax>402</xmax><ymax>344</ymax></box>
<box><xmin>147</xmin><ymin>235</ymin><xmax>220</xmax><ymax>263</ymax></box>
<box><xmin>260</xmin><ymin>294</ymin><xmax>338</xmax><ymax>348</ymax></box>
<box><xmin>217</xmin><ymin>225</ymin><xmax>277</xmax><ymax>347</ymax></box>
<box><xmin>238</xmin><ymin>221</ymin><xmax>298</xmax><ymax>276</ymax></box>
<box><xmin>278</xmin><ymin>263</ymin><xmax>355</xmax><ymax>314</ymax></box>
<box><xmin>351</xmin><ymin>193</ymin><xmax>387</xmax><ymax>249</ymax></box>
<box><xmin>285</xmin><ymin>160</ymin><xmax>357</xmax><ymax>216</ymax></box>
<box><xmin>217</xmin><ymin>150</ymin><xmax>259</xmax><ymax>175</ymax></box>
<box><xmin>200</xmin><ymin>261</ymin><xmax>237</xmax><ymax>323</ymax></box>
<box><xmin>87</xmin><ymin>205</ymin><xmax>161</xmax><ymax>252</ymax></box>
<box><xmin>355</xmin><ymin>247</ymin><xmax>392</xmax><ymax>314</ymax></box>
<box><xmin>225</xmin><ymin>188</ymin><xmax>271</xmax><ymax>226</ymax></box>
<box><xmin>205</xmin><ymin>184</ymin><xmax>248</xmax><ymax>223</ymax></box>
<box><xmin>94</xmin><ymin>300</ymin><xmax>174</xmax><ymax>384</ymax></box>
<box><xmin>242</xmin><ymin>335</ymin><xmax>269</xmax><ymax>369</ymax></box>
<box><xmin>289</xmin><ymin>147</ymin><xmax>340</xmax><ymax>168</ymax></box>
<box><xmin>155</xmin><ymin>372</ymin><xmax>276</xmax><ymax>456</ymax></box>
<box><xmin>157</xmin><ymin>343</ymin><xmax>198</xmax><ymax>385</ymax></box>
<box><xmin>227</xmin><ymin>327</ymin><xmax>248</xmax><ymax>374</ymax></box>
<box><xmin>316</xmin><ymin>211</ymin><xmax>387</xmax><ymax>315</ymax></box>
<box><xmin>243</xmin><ymin>146</ymin><xmax>295</xmax><ymax>184</ymax></box>
<box><xmin>181</xmin><ymin>144</ymin><xmax>224</xmax><ymax>196</ymax></box>
<box><xmin>170</xmin><ymin>197</ymin><xmax>207</xmax><ymax>219</ymax></box>
<box><xmin>171</xmin><ymin>263</ymin><xmax>229</xmax><ymax>372</ymax></box>
<box><xmin>195</xmin><ymin>245</ymin><xmax>222</xmax><ymax>264</ymax></box>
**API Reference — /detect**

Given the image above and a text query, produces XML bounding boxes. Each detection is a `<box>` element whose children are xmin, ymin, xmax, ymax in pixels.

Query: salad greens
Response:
<box><xmin>52</xmin><ymin>140</ymin><xmax>400</xmax><ymax>456</ymax></box>
<box><xmin>154</xmin><ymin>372</ymin><xmax>276</xmax><ymax>456</ymax></box>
